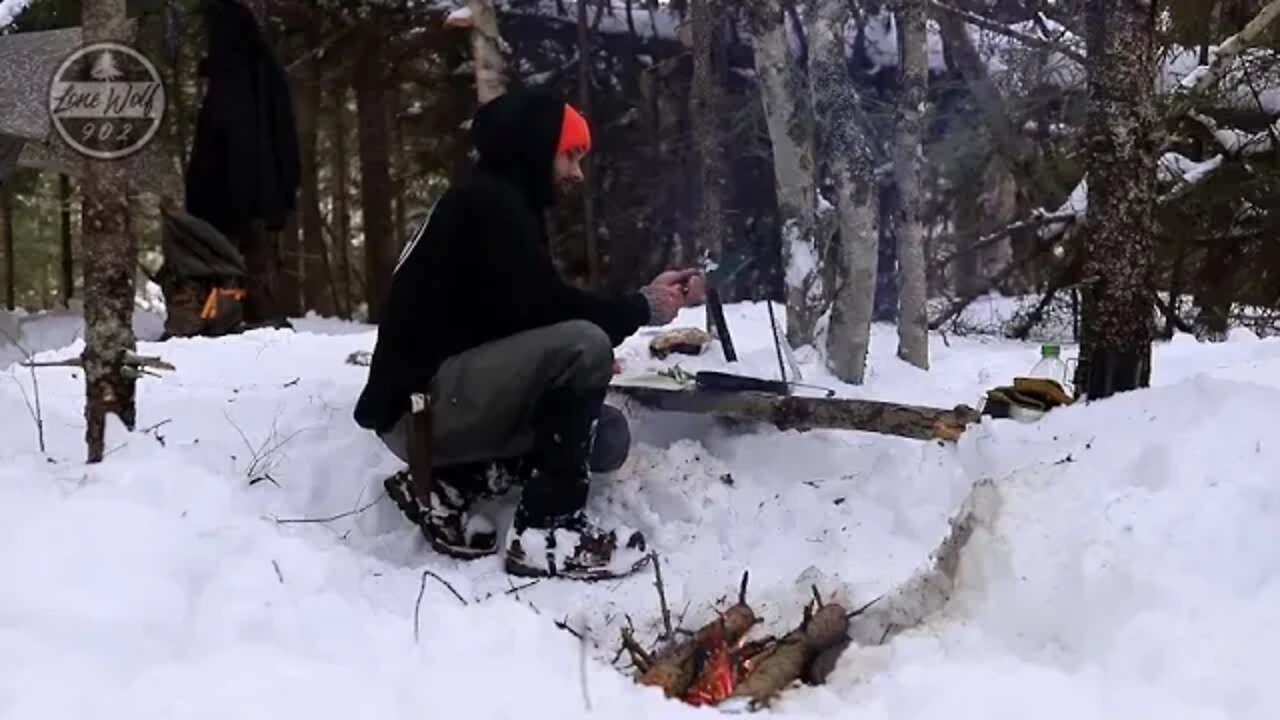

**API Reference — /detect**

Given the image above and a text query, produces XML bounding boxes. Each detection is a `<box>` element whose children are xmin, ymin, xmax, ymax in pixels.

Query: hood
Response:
<box><xmin>470</xmin><ymin>89</ymin><xmax>565</xmax><ymax>210</ymax></box>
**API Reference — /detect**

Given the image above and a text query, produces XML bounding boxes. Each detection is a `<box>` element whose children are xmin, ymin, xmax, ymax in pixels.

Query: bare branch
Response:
<box><xmin>1177</xmin><ymin>0</ymin><xmax>1280</xmax><ymax>96</ymax></box>
<box><xmin>928</xmin><ymin>1</ymin><xmax>1086</xmax><ymax>65</ymax></box>
<box><xmin>273</xmin><ymin>492</ymin><xmax>385</xmax><ymax>524</ymax></box>
<box><xmin>650</xmin><ymin>552</ymin><xmax>673</xmax><ymax>640</ymax></box>
<box><xmin>0</xmin><ymin>324</ymin><xmax>45</xmax><ymax>453</ymax></box>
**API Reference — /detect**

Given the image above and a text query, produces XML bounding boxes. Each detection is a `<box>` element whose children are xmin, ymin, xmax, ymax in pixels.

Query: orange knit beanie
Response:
<box><xmin>558</xmin><ymin>103</ymin><xmax>591</xmax><ymax>155</ymax></box>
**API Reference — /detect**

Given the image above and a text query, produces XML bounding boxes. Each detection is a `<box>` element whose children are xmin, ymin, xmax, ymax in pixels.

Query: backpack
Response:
<box><xmin>156</xmin><ymin>207</ymin><xmax>249</xmax><ymax>338</ymax></box>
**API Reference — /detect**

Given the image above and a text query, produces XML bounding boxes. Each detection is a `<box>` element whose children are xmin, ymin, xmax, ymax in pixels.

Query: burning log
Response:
<box><xmin>626</xmin><ymin>574</ymin><xmax>862</xmax><ymax>710</ymax></box>
<box><xmin>637</xmin><ymin>600</ymin><xmax>759</xmax><ymax>698</ymax></box>
<box><xmin>727</xmin><ymin>603</ymin><xmax>850</xmax><ymax>708</ymax></box>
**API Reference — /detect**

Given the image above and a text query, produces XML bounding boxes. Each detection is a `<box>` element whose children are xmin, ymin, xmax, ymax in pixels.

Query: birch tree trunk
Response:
<box><xmin>894</xmin><ymin>0</ymin><xmax>930</xmax><ymax>370</ymax></box>
<box><xmin>1074</xmin><ymin>0</ymin><xmax>1157</xmax><ymax>398</ymax></box>
<box><xmin>447</xmin><ymin>0</ymin><xmax>508</xmax><ymax>105</ymax></box>
<box><xmin>81</xmin><ymin>0</ymin><xmax>137</xmax><ymax>462</ymax></box>
<box><xmin>744</xmin><ymin>1</ymin><xmax>824</xmax><ymax>348</ymax></box>
<box><xmin>810</xmin><ymin>0</ymin><xmax>878</xmax><ymax>384</ymax></box>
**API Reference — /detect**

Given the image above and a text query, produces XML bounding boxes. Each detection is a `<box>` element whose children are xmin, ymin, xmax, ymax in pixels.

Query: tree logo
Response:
<box><xmin>47</xmin><ymin>42</ymin><xmax>166</xmax><ymax>160</ymax></box>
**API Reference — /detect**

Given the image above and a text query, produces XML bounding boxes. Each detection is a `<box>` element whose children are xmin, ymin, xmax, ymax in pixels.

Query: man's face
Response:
<box><xmin>553</xmin><ymin>148</ymin><xmax>586</xmax><ymax>197</ymax></box>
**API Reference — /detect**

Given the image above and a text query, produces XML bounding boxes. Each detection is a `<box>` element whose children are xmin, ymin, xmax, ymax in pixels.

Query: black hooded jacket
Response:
<box><xmin>353</xmin><ymin>90</ymin><xmax>652</xmax><ymax>434</ymax></box>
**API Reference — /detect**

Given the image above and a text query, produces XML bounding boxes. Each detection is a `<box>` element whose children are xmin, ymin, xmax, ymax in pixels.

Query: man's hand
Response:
<box><xmin>651</xmin><ymin>268</ymin><xmax>707</xmax><ymax>306</ymax></box>
<box><xmin>642</xmin><ymin>268</ymin><xmax>707</xmax><ymax>325</ymax></box>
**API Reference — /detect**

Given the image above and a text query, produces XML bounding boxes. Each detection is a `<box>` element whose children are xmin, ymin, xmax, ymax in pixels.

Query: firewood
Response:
<box><xmin>609</xmin><ymin>383</ymin><xmax>980</xmax><ymax>442</ymax></box>
<box><xmin>638</xmin><ymin>602</ymin><xmax>758</xmax><ymax>698</ymax></box>
<box><xmin>728</xmin><ymin>604</ymin><xmax>849</xmax><ymax>707</ymax></box>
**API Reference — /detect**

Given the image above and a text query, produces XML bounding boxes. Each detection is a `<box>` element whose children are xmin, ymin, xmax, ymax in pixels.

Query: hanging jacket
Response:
<box><xmin>353</xmin><ymin>89</ymin><xmax>653</xmax><ymax>434</ymax></box>
<box><xmin>184</xmin><ymin>0</ymin><xmax>300</xmax><ymax>236</ymax></box>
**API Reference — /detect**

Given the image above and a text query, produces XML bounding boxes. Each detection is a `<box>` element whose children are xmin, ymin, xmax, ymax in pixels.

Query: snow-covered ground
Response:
<box><xmin>3</xmin><ymin>301</ymin><xmax>1280</xmax><ymax>719</ymax></box>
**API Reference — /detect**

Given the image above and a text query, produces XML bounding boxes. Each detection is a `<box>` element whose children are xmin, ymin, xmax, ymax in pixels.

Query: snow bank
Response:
<box><xmin>4</xmin><ymin>303</ymin><xmax>1280</xmax><ymax>718</ymax></box>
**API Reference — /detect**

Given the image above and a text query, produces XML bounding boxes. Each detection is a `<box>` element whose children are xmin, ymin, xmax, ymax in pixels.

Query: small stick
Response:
<box><xmin>811</xmin><ymin>584</ymin><xmax>823</xmax><ymax>608</ymax></box>
<box><xmin>846</xmin><ymin>594</ymin><xmax>883</xmax><ymax>619</ymax></box>
<box><xmin>620</xmin><ymin>627</ymin><xmax>655</xmax><ymax>671</ymax></box>
<box><xmin>273</xmin><ymin>492</ymin><xmax>384</xmax><ymax>524</ymax></box>
<box><xmin>271</xmin><ymin>559</ymin><xmax>284</xmax><ymax>584</ymax></box>
<box><xmin>738</xmin><ymin>570</ymin><xmax>750</xmax><ymax>605</ymax></box>
<box><xmin>421</xmin><ymin>568</ymin><xmax>469</xmax><ymax>607</ymax></box>
<box><xmin>575</xmin><ymin>621</ymin><xmax>593</xmax><ymax>711</ymax></box>
<box><xmin>651</xmin><ymin>552</ymin><xmax>673</xmax><ymax>640</ymax></box>
<box><xmin>555</xmin><ymin>618</ymin><xmax>585</xmax><ymax>640</ymax></box>
<box><xmin>505</xmin><ymin>579</ymin><xmax>540</xmax><ymax>595</ymax></box>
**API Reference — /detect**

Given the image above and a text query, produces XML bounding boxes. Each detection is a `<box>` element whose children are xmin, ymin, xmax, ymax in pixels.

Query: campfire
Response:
<box><xmin>619</xmin><ymin>570</ymin><xmax>871</xmax><ymax>710</ymax></box>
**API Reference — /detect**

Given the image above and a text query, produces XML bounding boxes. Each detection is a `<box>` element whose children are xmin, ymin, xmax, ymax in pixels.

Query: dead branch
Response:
<box><xmin>930</xmin><ymin>240</ymin><xmax>1057</xmax><ymax>329</ymax></box>
<box><xmin>930</xmin><ymin>211</ymin><xmax>1079</xmax><ymax>271</ymax></box>
<box><xmin>1177</xmin><ymin>0</ymin><xmax>1280</xmax><ymax>97</ymax></box>
<box><xmin>620</xmin><ymin>627</ymin><xmax>655</xmax><ymax>671</ymax></box>
<box><xmin>651</xmin><ymin>552</ymin><xmax>674</xmax><ymax>640</ymax></box>
<box><xmin>0</xmin><ymin>324</ymin><xmax>45</xmax><ymax>453</ymax></box>
<box><xmin>1153</xmin><ymin>292</ymin><xmax>1195</xmax><ymax>334</ymax></box>
<box><xmin>273</xmin><ymin>491</ymin><xmax>385</xmax><ymax>524</ymax></box>
<box><xmin>738</xmin><ymin>570</ymin><xmax>749</xmax><ymax>605</ymax></box>
<box><xmin>1006</xmin><ymin>264</ymin><xmax>1075</xmax><ymax>340</ymax></box>
<box><xmin>415</xmin><ymin>567</ymin><xmax>468</xmax><ymax>641</ymax></box>
<box><xmin>23</xmin><ymin>351</ymin><xmax>175</xmax><ymax>377</ymax></box>
<box><xmin>928</xmin><ymin>0</ymin><xmax>1086</xmax><ymax>64</ymax></box>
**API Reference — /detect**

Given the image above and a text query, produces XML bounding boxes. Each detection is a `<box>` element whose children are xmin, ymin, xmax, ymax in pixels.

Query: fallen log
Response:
<box><xmin>609</xmin><ymin>381</ymin><xmax>980</xmax><ymax>442</ymax></box>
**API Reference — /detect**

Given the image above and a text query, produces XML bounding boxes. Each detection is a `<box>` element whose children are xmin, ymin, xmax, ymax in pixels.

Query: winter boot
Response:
<box><xmin>505</xmin><ymin>503</ymin><xmax>649</xmax><ymax>580</ymax></box>
<box><xmin>385</xmin><ymin>458</ymin><xmax>524</xmax><ymax>560</ymax></box>
<box><xmin>501</xmin><ymin>387</ymin><xmax>649</xmax><ymax>580</ymax></box>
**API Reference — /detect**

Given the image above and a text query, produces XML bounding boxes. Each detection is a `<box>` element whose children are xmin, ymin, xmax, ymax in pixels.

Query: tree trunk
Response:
<box><xmin>81</xmin><ymin>0</ymin><xmax>137</xmax><ymax>463</ymax></box>
<box><xmin>1074</xmin><ymin>0</ymin><xmax>1157</xmax><ymax>399</ymax></box>
<box><xmin>331</xmin><ymin>86</ymin><xmax>352</xmax><ymax>319</ymax></box>
<box><xmin>744</xmin><ymin>2</ymin><xmax>824</xmax><ymax>348</ymax></box>
<box><xmin>59</xmin><ymin>173</ymin><xmax>74</xmax><ymax>306</ymax></box>
<box><xmin>690</xmin><ymin>0</ymin><xmax>725</xmax><ymax>264</ymax></box>
<box><xmin>451</xmin><ymin>0</ymin><xmax>508</xmax><ymax>105</ymax></box>
<box><xmin>299</xmin><ymin>20</ymin><xmax>332</xmax><ymax>316</ymax></box>
<box><xmin>577</xmin><ymin>0</ymin><xmax>600</xmax><ymax>287</ymax></box>
<box><xmin>810</xmin><ymin>0</ymin><xmax>878</xmax><ymax>384</ymax></box>
<box><xmin>2</xmin><ymin>182</ymin><xmax>13</xmax><ymax>310</ymax></box>
<box><xmin>277</xmin><ymin>216</ymin><xmax>302</xmax><ymax>316</ymax></box>
<box><xmin>355</xmin><ymin>37</ymin><xmax>395</xmax><ymax>323</ymax></box>
<box><xmin>894</xmin><ymin>0</ymin><xmax>929</xmax><ymax>370</ymax></box>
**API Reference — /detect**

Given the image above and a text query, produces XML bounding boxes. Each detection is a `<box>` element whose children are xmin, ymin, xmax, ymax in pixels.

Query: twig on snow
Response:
<box><xmin>0</xmin><ymin>324</ymin><xmax>45</xmax><ymax>453</ymax></box>
<box><xmin>415</xmin><ymin>568</ymin><xmax>468</xmax><ymax>643</ymax></box>
<box><xmin>578</xmin><ymin>621</ymin><xmax>592</xmax><ymax>712</ymax></box>
<box><xmin>273</xmin><ymin>491</ymin><xmax>385</xmax><ymax>524</ymax></box>
<box><xmin>650</xmin><ymin>551</ymin><xmax>673</xmax><ymax>641</ymax></box>
<box><xmin>272</xmin><ymin>559</ymin><xmax>285</xmax><ymax>584</ymax></box>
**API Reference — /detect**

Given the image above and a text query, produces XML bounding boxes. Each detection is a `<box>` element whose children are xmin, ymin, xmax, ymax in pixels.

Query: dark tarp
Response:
<box><xmin>158</xmin><ymin>206</ymin><xmax>247</xmax><ymax>281</ymax></box>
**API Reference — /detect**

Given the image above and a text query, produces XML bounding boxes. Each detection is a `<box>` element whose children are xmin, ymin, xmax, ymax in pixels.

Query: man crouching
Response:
<box><xmin>353</xmin><ymin>89</ymin><xmax>705</xmax><ymax>580</ymax></box>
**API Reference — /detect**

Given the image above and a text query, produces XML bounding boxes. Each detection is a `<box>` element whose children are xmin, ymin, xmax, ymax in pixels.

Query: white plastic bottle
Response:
<box><xmin>1027</xmin><ymin>343</ymin><xmax>1069</xmax><ymax>389</ymax></box>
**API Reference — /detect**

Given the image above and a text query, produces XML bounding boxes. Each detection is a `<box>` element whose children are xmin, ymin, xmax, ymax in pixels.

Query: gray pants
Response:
<box><xmin>378</xmin><ymin>320</ymin><xmax>629</xmax><ymax>471</ymax></box>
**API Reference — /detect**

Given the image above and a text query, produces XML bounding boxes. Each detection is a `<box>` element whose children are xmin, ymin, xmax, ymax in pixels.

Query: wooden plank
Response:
<box><xmin>608</xmin><ymin>383</ymin><xmax>980</xmax><ymax>441</ymax></box>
